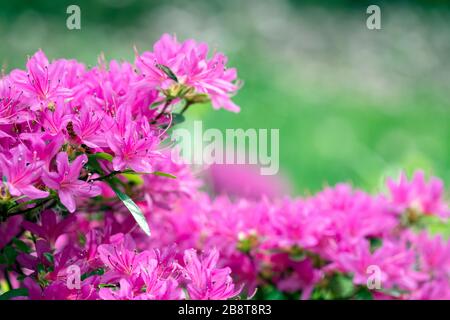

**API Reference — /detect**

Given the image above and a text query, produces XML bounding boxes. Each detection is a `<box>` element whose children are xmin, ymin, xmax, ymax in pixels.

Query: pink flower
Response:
<box><xmin>0</xmin><ymin>216</ymin><xmax>22</xmax><ymax>250</ymax></box>
<box><xmin>106</xmin><ymin>108</ymin><xmax>161</xmax><ymax>173</ymax></box>
<box><xmin>71</xmin><ymin>106</ymin><xmax>108</xmax><ymax>149</ymax></box>
<box><xmin>183</xmin><ymin>248</ymin><xmax>241</xmax><ymax>300</ymax></box>
<box><xmin>139</xmin><ymin>258</ymin><xmax>183</xmax><ymax>300</ymax></box>
<box><xmin>42</xmin><ymin>152</ymin><xmax>101</xmax><ymax>212</ymax></box>
<box><xmin>38</xmin><ymin>97</ymin><xmax>72</xmax><ymax>137</ymax></box>
<box><xmin>411</xmin><ymin>232</ymin><xmax>450</xmax><ymax>278</ymax></box>
<box><xmin>386</xmin><ymin>171</ymin><xmax>450</xmax><ymax>218</ymax></box>
<box><xmin>208</xmin><ymin>163</ymin><xmax>290</xmax><ymax>200</ymax></box>
<box><xmin>9</xmin><ymin>50</ymin><xmax>72</xmax><ymax>111</ymax></box>
<box><xmin>97</xmin><ymin>233</ymin><xmax>149</xmax><ymax>278</ymax></box>
<box><xmin>136</xmin><ymin>34</ymin><xmax>240</xmax><ymax>112</ymax></box>
<box><xmin>22</xmin><ymin>210</ymin><xmax>75</xmax><ymax>245</ymax></box>
<box><xmin>0</xmin><ymin>76</ymin><xmax>31</xmax><ymax>125</ymax></box>
<box><xmin>0</xmin><ymin>144</ymin><xmax>49</xmax><ymax>199</ymax></box>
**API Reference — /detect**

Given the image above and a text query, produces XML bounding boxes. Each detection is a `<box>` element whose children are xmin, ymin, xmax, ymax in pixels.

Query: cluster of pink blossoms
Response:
<box><xmin>134</xmin><ymin>169</ymin><xmax>450</xmax><ymax>300</ymax></box>
<box><xmin>1</xmin><ymin>34</ymin><xmax>449</xmax><ymax>300</ymax></box>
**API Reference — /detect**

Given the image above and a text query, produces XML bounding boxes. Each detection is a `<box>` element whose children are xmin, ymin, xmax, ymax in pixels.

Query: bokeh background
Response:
<box><xmin>1</xmin><ymin>0</ymin><xmax>450</xmax><ymax>197</ymax></box>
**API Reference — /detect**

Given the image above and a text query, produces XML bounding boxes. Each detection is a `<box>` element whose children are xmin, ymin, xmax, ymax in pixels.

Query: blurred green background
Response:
<box><xmin>1</xmin><ymin>0</ymin><xmax>450</xmax><ymax>195</ymax></box>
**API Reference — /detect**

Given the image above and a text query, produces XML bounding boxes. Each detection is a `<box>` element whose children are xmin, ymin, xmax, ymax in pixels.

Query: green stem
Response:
<box><xmin>153</xmin><ymin>99</ymin><xmax>173</xmax><ymax>123</ymax></box>
<box><xmin>91</xmin><ymin>170</ymin><xmax>122</xmax><ymax>182</ymax></box>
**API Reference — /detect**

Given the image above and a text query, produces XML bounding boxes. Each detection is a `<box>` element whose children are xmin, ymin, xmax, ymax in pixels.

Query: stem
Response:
<box><xmin>8</xmin><ymin>198</ymin><xmax>55</xmax><ymax>217</ymax></box>
<box><xmin>153</xmin><ymin>99</ymin><xmax>173</xmax><ymax>122</ymax></box>
<box><xmin>180</xmin><ymin>101</ymin><xmax>192</xmax><ymax>115</ymax></box>
<box><xmin>91</xmin><ymin>171</ymin><xmax>122</xmax><ymax>182</ymax></box>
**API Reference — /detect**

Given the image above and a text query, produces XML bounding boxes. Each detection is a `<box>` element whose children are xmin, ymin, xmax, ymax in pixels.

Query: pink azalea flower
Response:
<box><xmin>183</xmin><ymin>248</ymin><xmax>241</xmax><ymax>300</ymax></box>
<box><xmin>0</xmin><ymin>144</ymin><xmax>49</xmax><ymax>199</ymax></box>
<box><xmin>42</xmin><ymin>152</ymin><xmax>101</xmax><ymax>212</ymax></box>
<box><xmin>97</xmin><ymin>233</ymin><xmax>149</xmax><ymax>278</ymax></box>
<box><xmin>19</xmin><ymin>134</ymin><xmax>64</xmax><ymax>170</ymax></box>
<box><xmin>22</xmin><ymin>210</ymin><xmax>76</xmax><ymax>245</ymax></box>
<box><xmin>17</xmin><ymin>240</ymin><xmax>52</xmax><ymax>271</ymax></box>
<box><xmin>9</xmin><ymin>50</ymin><xmax>72</xmax><ymax>111</ymax></box>
<box><xmin>0</xmin><ymin>76</ymin><xmax>31</xmax><ymax>125</ymax></box>
<box><xmin>139</xmin><ymin>258</ymin><xmax>183</xmax><ymax>300</ymax></box>
<box><xmin>136</xmin><ymin>34</ymin><xmax>240</xmax><ymax>112</ymax></box>
<box><xmin>106</xmin><ymin>107</ymin><xmax>161</xmax><ymax>173</ymax></box>
<box><xmin>38</xmin><ymin>97</ymin><xmax>73</xmax><ymax>137</ymax></box>
<box><xmin>386</xmin><ymin>171</ymin><xmax>450</xmax><ymax>218</ymax></box>
<box><xmin>71</xmin><ymin>106</ymin><xmax>108</xmax><ymax>149</ymax></box>
<box><xmin>411</xmin><ymin>232</ymin><xmax>450</xmax><ymax>278</ymax></box>
<box><xmin>0</xmin><ymin>216</ymin><xmax>22</xmax><ymax>250</ymax></box>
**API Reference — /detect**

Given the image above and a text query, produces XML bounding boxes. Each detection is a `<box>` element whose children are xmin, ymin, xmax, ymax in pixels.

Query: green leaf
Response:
<box><xmin>4</xmin><ymin>246</ymin><xmax>17</xmax><ymax>265</ymax></box>
<box><xmin>121</xmin><ymin>170</ymin><xmax>177</xmax><ymax>179</ymax></box>
<box><xmin>98</xmin><ymin>283</ymin><xmax>118</xmax><ymax>289</ymax></box>
<box><xmin>156</xmin><ymin>64</ymin><xmax>178</xmax><ymax>82</ymax></box>
<box><xmin>152</xmin><ymin>171</ymin><xmax>177</xmax><ymax>179</ymax></box>
<box><xmin>354</xmin><ymin>287</ymin><xmax>374</xmax><ymax>300</ymax></box>
<box><xmin>108</xmin><ymin>183</ymin><xmax>151</xmax><ymax>236</ymax></box>
<box><xmin>329</xmin><ymin>273</ymin><xmax>355</xmax><ymax>299</ymax></box>
<box><xmin>43</xmin><ymin>252</ymin><xmax>54</xmax><ymax>264</ymax></box>
<box><xmin>0</xmin><ymin>288</ymin><xmax>29</xmax><ymax>300</ymax></box>
<box><xmin>90</xmin><ymin>152</ymin><xmax>113</xmax><ymax>162</ymax></box>
<box><xmin>37</xmin><ymin>263</ymin><xmax>46</xmax><ymax>274</ymax></box>
<box><xmin>81</xmin><ymin>268</ymin><xmax>105</xmax><ymax>281</ymax></box>
<box><xmin>86</xmin><ymin>156</ymin><xmax>105</xmax><ymax>175</ymax></box>
<box><xmin>12</xmin><ymin>238</ymin><xmax>31</xmax><ymax>253</ymax></box>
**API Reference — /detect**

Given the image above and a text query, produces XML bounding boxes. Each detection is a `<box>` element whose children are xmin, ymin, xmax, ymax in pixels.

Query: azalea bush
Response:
<box><xmin>0</xmin><ymin>34</ymin><xmax>449</xmax><ymax>300</ymax></box>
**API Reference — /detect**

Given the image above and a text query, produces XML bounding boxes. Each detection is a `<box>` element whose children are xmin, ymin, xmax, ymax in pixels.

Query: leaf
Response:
<box><xmin>329</xmin><ymin>273</ymin><xmax>355</xmax><ymax>299</ymax></box>
<box><xmin>156</xmin><ymin>64</ymin><xmax>178</xmax><ymax>82</ymax></box>
<box><xmin>43</xmin><ymin>252</ymin><xmax>54</xmax><ymax>264</ymax></box>
<box><xmin>12</xmin><ymin>238</ymin><xmax>31</xmax><ymax>253</ymax></box>
<box><xmin>152</xmin><ymin>171</ymin><xmax>177</xmax><ymax>179</ymax></box>
<box><xmin>86</xmin><ymin>156</ymin><xmax>105</xmax><ymax>175</ymax></box>
<box><xmin>354</xmin><ymin>287</ymin><xmax>374</xmax><ymax>300</ymax></box>
<box><xmin>108</xmin><ymin>183</ymin><xmax>151</xmax><ymax>236</ymax></box>
<box><xmin>0</xmin><ymin>288</ymin><xmax>29</xmax><ymax>300</ymax></box>
<box><xmin>81</xmin><ymin>268</ymin><xmax>105</xmax><ymax>281</ymax></box>
<box><xmin>121</xmin><ymin>173</ymin><xmax>144</xmax><ymax>185</ymax></box>
<box><xmin>3</xmin><ymin>246</ymin><xmax>17</xmax><ymax>265</ymax></box>
<box><xmin>121</xmin><ymin>170</ymin><xmax>177</xmax><ymax>179</ymax></box>
<box><xmin>90</xmin><ymin>152</ymin><xmax>113</xmax><ymax>162</ymax></box>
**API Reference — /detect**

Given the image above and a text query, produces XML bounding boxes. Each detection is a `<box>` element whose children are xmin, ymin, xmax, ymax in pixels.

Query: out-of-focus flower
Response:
<box><xmin>386</xmin><ymin>171</ymin><xmax>450</xmax><ymax>218</ymax></box>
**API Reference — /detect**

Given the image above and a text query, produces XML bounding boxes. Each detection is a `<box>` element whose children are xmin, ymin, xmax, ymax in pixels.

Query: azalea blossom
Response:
<box><xmin>42</xmin><ymin>152</ymin><xmax>101</xmax><ymax>212</ymax></box>
<box><xmin>136</xmin><ymin>34</ymin><xmax>241</xmax><ymax>112</ymax></box>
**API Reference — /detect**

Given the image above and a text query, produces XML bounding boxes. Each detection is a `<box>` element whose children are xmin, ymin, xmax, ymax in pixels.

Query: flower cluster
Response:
<box><xmin>140</xmin><ymin>171</ymin><xmax>450</xmax><ymax>300</ymax></box>
<box><xmin>0</xmin><ymin>34</ymin><xmax>241</xmax><ymax>300</ymax></box>
<box><xmin>16</xmin><ymin>227</ymin><xmax>239</xmax><ymax>300</ymax></box>
<box><xmin>1</xmin><ymin>34</ymin><xmax>449</xmax><ymax>301</ymax></box>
